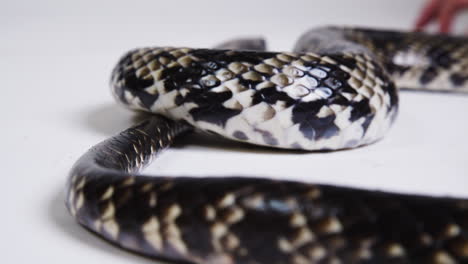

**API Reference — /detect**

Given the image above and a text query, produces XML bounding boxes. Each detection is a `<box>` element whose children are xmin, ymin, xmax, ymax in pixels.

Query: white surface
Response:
<box><xmin>1</xmin><ymin>0</ymin><xmax>468</xmax><ymax>263</ymax></box>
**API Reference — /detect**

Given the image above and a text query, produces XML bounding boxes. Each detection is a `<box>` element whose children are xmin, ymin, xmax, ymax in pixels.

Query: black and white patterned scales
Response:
<box><xmin>66</xmin><ymin>27</ymin><xmax>468</xmax><ymax>264</ymax></box>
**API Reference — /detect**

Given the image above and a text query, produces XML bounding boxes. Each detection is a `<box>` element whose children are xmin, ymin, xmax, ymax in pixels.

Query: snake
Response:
<box><xmin>66</xmin><ymin>27</ymin><xmax>468</xmax><ymax>264</ymax></box>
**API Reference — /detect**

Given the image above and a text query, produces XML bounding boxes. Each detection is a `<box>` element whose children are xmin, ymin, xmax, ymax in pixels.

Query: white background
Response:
<box><xmin>2</xmin><ymin>0</ymin><xmax>468</xmax><ymax>263</ymax></box>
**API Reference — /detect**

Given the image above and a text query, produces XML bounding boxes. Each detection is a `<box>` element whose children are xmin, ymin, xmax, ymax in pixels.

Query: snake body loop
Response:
<box><xmin>67</xmin><ymin>27</ymin><xmax>468</xmax><ymax>264</ymax></box>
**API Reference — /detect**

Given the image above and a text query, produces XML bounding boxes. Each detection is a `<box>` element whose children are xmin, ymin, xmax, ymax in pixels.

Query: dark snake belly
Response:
<box><xmin>66</xmin><ymin>27</ymin><xmax>468</xmax><ymax>263</ymax></box>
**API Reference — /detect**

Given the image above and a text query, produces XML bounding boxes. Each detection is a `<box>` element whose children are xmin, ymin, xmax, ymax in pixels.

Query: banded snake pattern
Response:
<box><xmin>66</xmin><ymin>27</ymin><xmax>468</xmax><ymax>264</ymax></box>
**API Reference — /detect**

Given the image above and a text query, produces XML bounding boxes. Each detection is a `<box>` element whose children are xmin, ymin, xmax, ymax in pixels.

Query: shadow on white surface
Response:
<box><xmin>84</xmin><ymin>103</ymin><xmax>137</xmax><ymax>135</ymax></box>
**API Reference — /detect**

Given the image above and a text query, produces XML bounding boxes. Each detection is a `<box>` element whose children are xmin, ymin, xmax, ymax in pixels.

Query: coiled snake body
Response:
<box><xmin>66</xmin><ymin>27</ymin><xmax>468</xmax><ymax>263</ymax></box>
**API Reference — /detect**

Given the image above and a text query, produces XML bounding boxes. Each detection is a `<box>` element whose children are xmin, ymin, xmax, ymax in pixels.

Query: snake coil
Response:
<box><xmin>66</xmin><ymin>27</ymin><xmax>468</xmax><ymax>264</ymax></box>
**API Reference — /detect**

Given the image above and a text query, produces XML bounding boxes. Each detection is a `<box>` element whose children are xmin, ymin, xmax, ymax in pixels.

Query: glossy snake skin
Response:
<box><xmin>66</xmin><ymin>27</ymin><xmax>468</xmax><ymax>264</ymax></box>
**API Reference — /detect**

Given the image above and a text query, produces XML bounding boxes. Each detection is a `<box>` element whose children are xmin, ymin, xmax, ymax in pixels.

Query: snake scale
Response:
<box><xmin>66</xmin><ymin>27</ymin><xmax>468</xmax><ymax>264</ymax></box>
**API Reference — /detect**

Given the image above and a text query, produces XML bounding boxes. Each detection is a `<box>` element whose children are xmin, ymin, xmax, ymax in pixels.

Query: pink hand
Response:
<box><xmin>415</xmin><ymin>0</ymin><xmax>468</xmax><ymax>33</ymax></box>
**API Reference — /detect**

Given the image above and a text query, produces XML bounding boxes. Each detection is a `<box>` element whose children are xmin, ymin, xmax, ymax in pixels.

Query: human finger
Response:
<box><xmin>438</xmin><ymin>3</ymin><xmax>458</xmax><ymax>33</ymax></box>
<box><xmin>415</xmin><ymin>0</ymin><xmax>443</xmax><ymax>30</ymax></box>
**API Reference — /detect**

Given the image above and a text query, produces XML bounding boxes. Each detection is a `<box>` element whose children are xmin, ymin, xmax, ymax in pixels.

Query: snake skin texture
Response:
<box><xmin>295</xmin><ymin>28</ymin><xmax>468</xmax><ymax>93</ymax></box>
<box><xmin>111</xmin><ymin>34</ymin><xmax>398</xmax><ymax>151</ymax></box>
<box><xmin>67</xmin><ymin>27</ymin><xmax>468</xmax><ymax>264</ymax></box>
